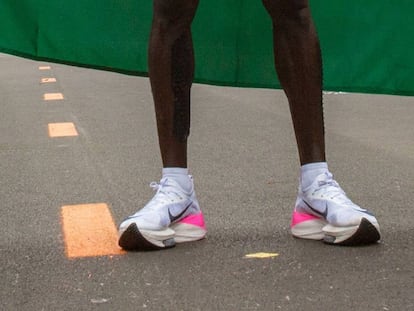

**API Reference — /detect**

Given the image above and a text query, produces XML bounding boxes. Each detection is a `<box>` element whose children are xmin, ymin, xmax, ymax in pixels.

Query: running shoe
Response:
<box><xmin>291</xmin><ymin>172</ymin><xmax>380</xmax><ymax>245</ymax></box>
<box><xmin>118</xmin><ymin>176</ymin><xmax>206</xmax><ymax>251</ymax></box>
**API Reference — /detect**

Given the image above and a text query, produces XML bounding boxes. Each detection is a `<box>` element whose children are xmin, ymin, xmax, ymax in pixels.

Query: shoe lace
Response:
<box><xmin>148</xmin><ymin>178</ymin><xmax>183</xmax><ymax>205</ymax></box>
<box><xmin>313</xmin><ymin>172</ymin><xmax>353</xmax><ymax>205</ymax></box>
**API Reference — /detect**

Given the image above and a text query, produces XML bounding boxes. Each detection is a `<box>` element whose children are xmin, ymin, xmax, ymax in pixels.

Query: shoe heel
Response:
<box><xmin>291</xmin><ymin>210</ymin><xmax>326</xmax><ymax>240</ymax></box>
<box><xmin>172</xmin><ymin>213</ymin><xmax>207</xmax><ymax>243</ymax></box>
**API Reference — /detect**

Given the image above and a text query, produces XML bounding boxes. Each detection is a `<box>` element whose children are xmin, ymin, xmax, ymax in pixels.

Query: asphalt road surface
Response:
<box><xmin>1</xmin><ymin>53</ymin><xmax>413</xmax><ymax>310</ymax></box>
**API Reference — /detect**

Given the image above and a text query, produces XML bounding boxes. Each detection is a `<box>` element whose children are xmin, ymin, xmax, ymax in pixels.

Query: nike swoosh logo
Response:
<box><xmin>303</xmin><ymin>200</ymin><xmax>328</xmax><ymax>218</ymax></box>
<box><xmin>168</xmin><ymin>202</ymin><xmax>193</xmax><ymax>223</ymax></box>
<box><xmin>303</xmin><ymin>200</ymin><xmax>374</xmax><ymax>219</ymax></box>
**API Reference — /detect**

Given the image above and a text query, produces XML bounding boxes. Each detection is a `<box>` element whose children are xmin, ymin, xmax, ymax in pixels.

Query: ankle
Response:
<box><xmin>300</xmin><ymin>162</ymin><xmax>329</xmax><ymax>189</ymax></box>
<box><xmin>162</xmin><ymin>167</ymin><xmax>192</xmax><ymax>192</ymax></box>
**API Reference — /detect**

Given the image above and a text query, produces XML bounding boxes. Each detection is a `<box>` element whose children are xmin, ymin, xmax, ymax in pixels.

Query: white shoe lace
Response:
<box><xmin>147</xmin><ymin>178</ymin><xmax>184</xmax><ymax>207</ymax></box>
<box><xmin>312</xmin><ymin>172</ymin><xmax>354</xmax><ymax>206</ymax></box>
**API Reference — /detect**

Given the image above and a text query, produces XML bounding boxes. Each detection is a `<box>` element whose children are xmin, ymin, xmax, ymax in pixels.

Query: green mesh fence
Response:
<box><xmin>1</xmin><ymin>0</ymin><xmax>413</xmax><ymax>95</ymax></box>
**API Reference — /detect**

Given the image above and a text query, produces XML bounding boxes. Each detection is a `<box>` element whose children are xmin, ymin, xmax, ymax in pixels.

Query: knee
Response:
<box><xmin>153</xmin><ymin>0</ymin><xmax>199</xmax><ymax>34</ymax></box>
<box><xmin>262</xmin><ymin>0</ymin><xmax>311</xmax><ymax>25</ymax></box>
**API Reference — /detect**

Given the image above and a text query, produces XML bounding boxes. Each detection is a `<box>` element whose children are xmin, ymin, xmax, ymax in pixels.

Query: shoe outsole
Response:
<box><xmin>324</xmin><ymin>218</ymin><xmax>381</xmax><ymax>246</ymax></box>
<box><xmin>118</xmin><ymin>223</ymin><xmax>176</xmax><ymax>251</ymax></box>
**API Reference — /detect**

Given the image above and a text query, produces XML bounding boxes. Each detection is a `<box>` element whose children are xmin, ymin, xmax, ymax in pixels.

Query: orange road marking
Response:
<box><xmin>61</xmin><ymin>203</ymin><xmax>125</xmax><ymax>258</ymax></box>
<box><xmin>39</xmin><ymin>66</ymin><xmax>51</xmax><ymax>70</ymax></box>
<box><xmin>44</xmin><ymin>93</ymin><xmax>64</xmax><ymax>100</ymax></box>
<box><xmin>41</xmin><ymin>77</ymin><xmax>57</xmax><ymax>83</ymax></box>
<box><xmin>48</xmin><ymin>122</ymin><xmax>78</xmax><ymax>137</ymax></box>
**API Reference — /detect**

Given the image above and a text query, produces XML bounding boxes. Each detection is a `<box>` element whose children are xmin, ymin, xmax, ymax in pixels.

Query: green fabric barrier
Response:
<box><xmin>1</xmin><ymin>1</ymin><xmax>413</xmax><ymax>95</ymax></box>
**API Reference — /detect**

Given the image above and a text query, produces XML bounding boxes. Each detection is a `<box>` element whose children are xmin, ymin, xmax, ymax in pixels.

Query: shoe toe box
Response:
<box><xmin>328</xmin><ymin>207</ymin><xmax>379</xmax><ymax>227</ymax></box>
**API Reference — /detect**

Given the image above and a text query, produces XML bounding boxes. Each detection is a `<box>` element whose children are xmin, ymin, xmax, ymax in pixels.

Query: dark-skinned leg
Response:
<box><xmin>262</xmin><ymin>0</ymin><xmax>325</xmax><ymax>165</ymax></box>
<box><xmin>118</xmin><ymin>0</ymin><xmax>207</xmax><ymax>251</ymax></box>
<box><xmin>262</xmin><ymin>0</ymin><xmax>380</xmax><ymax>246</ymax></box>
<box><xmin>149</xmin><ymin>0</ymin><xmax>199</xmax><ymax>168</ymax></box>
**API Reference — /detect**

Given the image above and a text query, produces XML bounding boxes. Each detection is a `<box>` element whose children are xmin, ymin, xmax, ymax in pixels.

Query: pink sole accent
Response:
<box><xmin>179</xmin><ymin>213</ymin><xmax>206</xmax><ymax>229</ymax></box>
<box><xmin>291</xmin><ymin>210</ymin><xmax>321</xmax><ymax>227</ymax></box>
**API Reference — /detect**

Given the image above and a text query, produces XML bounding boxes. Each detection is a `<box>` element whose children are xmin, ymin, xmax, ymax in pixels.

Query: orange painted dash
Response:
<box><xmin>48</xmin><ymin>122</ymin><xmax>78</xmax><ymax>137</ymax></box>
<box><xmin>39</xmin><ymin>66</ymin><xmax>51</xmax><ymax>70</ymax></box>
<box><xmin>41</xmin><ymin>78</ymin><xmax>57</xmax><ymax>83</ymax></box>
<box><xmin>61</xmin><ymin>203</ymin><xmax>125</xmax><ymax>258</ymax></box>
<box><xmin>44</xmin><ymin>93</ymin><xmax>64</xmax><ymax>101</ymax></box>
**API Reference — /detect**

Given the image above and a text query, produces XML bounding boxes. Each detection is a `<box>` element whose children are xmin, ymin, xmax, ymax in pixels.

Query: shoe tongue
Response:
<box><xmin>316</xmin><ymin>172</ymin><xmax>334</xmax><ymax>185</ymax></box>
<box><xmin>149</xmin><ymin>184</ymin><xmax>178</xmax><ymax>206</ymax></box>
<box><xmin>320</xmin><ymin>171</ymin><xmax>332</xmax><ymax>180</ymax></box>
<box><xmin>158</xmin><ymin>178</ymin><xmax>187</xmax><ymax>199</ymax></box>
<box><xmin>315</xmin><ymin>175</ymin><xmax>353</xmax><ymax>204</ymax></box>
<box><xmin>162</xmin><ymin>178</ymin><xmax>179</xmax><ymax>189</ymax></box>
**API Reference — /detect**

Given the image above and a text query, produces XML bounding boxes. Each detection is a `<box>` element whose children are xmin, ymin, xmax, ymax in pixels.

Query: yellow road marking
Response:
<box><xmin>48</xmin><ymin>122</ymin><xmax>78</xmax><ymax>137</ymax></box>
<box><xmin>61</xmin><ymin>203</ymin><xmax>125</xmax><ymax>258</ymax></box>
<box><xmin>39</xmin><ymin>66</ymin><xmax>51</xmax><ymax>70</ymax></box>
<box><xmin>244</xmin><ymin>252</ymin><xmax>279</xmax><ymax>259</ymax></box>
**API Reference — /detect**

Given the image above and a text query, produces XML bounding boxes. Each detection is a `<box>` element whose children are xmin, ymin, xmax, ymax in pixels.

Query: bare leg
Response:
<box><xmin>148</xmin><ymin>0</ymin><xmax>199</xmax><ymax>167</ymax></box>
<box><xmin>262</xmin><ymin>0</ymin><xmax>325</xmax><ymax>165</ymax></box>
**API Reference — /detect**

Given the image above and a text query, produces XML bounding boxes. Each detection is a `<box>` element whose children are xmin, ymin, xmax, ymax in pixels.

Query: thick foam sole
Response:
<box><xmin>118</xmin><ymin>215</ymin><xmax>207</xmax><ymax>251</ymax></box>
<box><xmin>118</xmin><ymin>223</ymin><xmax>176</xmax><ymax>251</ymax></box>
<box><xmin>291</xmin><ymin>210</ymin><xmax>327</xmax><ymax>240</ymax></box>
<box><xmin>171</xmin><ymin>222</ymin><xmax>207</xmax><ymax>243</ymax></box>
<box><xmin>291</xmin><ymin>218</ymin><xmax>326</xmax><ymax>240</ymax></box>
<box><xmin>323</xmin><ymin>218</ymin><xmax>381</xmax><ymax>246</ymax></box>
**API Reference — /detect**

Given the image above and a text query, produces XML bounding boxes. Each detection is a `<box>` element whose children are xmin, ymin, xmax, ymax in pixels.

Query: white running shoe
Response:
<box><xmin>118</xmin><ymin>176</ymin><xmax>206</xmax><ymax>251</ymax></box>
<box><xmin>291</xmin><ymin>172</ymin><xmax>380</xmax><ymax>245</ymax></box>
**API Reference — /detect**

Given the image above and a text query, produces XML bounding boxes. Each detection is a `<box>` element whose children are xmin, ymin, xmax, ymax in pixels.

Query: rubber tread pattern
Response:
<box><xmin>324</xmin><ymin>218</ymin><xmax>381</xmax><ymax>246</ymax></box>
<box><xmin>118</xmin><ymin>223</ymin><xmax>176</xmax><ymax>251</ymax></box>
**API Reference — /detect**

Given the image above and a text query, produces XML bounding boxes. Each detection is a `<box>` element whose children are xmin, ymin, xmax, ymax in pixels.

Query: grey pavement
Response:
<box><xmin>0</xmin><ymin>53</ymin><xmax>413</xmax><ymax>310</ymax></box>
